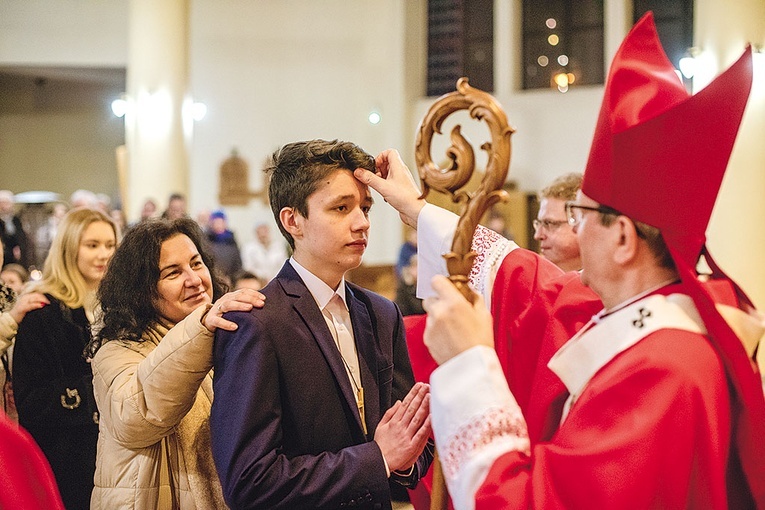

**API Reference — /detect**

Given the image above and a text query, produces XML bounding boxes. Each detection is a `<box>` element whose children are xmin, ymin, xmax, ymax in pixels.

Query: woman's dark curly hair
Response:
<box><xmin>85</xmin><ymin>217</ymin><xmax>227</xmax><ymax>358</ymax></box>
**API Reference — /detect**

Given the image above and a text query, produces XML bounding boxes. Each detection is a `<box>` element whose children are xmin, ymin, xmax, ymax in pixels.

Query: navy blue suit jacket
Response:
<box><xmin>211</xmin><ymin>262</ymin><xmax>433</xmax><ymax>509</ymax></box>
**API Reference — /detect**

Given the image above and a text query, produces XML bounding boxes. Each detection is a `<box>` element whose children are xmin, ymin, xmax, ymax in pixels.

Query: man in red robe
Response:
<box><xmin>356</xmin><ymin>12</ymin><xmax>765</xmax><ymax>509</ymax></box>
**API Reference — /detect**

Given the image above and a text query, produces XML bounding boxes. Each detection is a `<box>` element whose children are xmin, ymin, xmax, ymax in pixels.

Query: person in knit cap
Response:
<box><xmin>356</xmin><ymin>12</ymin><xmax>765</xmax><ymax>509</ymax></box>
<box><xmin>206</xmin><ymin>209</ymin><xmax>242</xmax><ymax>284</ymax></box>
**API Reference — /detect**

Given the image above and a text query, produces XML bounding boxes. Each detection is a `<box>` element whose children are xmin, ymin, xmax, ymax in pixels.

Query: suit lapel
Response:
<box><xmin>278</xmin><ymin>265</ymin><xmax>367</xmax><ymax>437</ymax></box>
<box><xmin>346</xmin><ymin>285</ymin><xmax>381</xmax><ymax>437</ymax></box>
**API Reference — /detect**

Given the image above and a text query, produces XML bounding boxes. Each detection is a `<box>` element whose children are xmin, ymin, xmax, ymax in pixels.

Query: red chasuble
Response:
<box><xmin>0</xmin><ymin>411</ymin><xmax>65</xmax><ymax>509</ymax></box>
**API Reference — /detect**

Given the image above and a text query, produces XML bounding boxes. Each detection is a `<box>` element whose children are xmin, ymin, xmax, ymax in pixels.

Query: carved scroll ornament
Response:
<box><xmin>415</xmin><ymin>77</ymin><xmax>515</xmax><ymax>303</ymax></box>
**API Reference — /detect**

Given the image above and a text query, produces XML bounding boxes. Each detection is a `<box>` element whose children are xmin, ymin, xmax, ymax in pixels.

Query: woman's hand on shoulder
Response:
<box><xmin>203</xmin><ymin>288</ymin><xmax>266</xmax><ymax>333</ymax></box>
<box><xmin>9</xmin><ymin>292</ymin><xmax>50</xmax><ymax>324</ymax></box>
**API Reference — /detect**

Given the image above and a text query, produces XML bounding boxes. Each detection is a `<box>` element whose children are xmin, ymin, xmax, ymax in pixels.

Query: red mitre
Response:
<box><xmin>582</xmin><ymin>12</ymin><xmax>753</xmax><ymax>270</ymax></box>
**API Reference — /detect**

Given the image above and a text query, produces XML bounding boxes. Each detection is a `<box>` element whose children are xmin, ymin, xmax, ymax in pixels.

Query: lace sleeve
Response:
<box><xmin>469</xmin><ymin>225</ymin><xmax>513</xmax><ymax>305</ymax></box>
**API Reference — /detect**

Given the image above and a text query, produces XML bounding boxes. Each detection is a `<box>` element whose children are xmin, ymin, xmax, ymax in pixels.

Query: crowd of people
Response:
<box><xmin>1</xmin><ymin>12</ymin><xmax>764</xmax><ymax>510</ymax></box>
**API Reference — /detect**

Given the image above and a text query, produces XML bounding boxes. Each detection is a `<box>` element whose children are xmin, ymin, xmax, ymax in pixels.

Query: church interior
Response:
<box><xmin>1</xmin><ymin>0</ymin><xmax>763</xmax><ymax>306</ymax></box>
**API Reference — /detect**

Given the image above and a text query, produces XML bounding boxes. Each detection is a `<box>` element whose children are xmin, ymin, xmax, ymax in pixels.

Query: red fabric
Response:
<box><xmin>406</xmin><ymin>245</ymin><xmax>765</xmax><ymax>507</ymax></box>
<box><xmin>582</xmin><ymin>13</ymin><xmax>753</xmax><ymax>269</ymax></box>
<box><xmin>404</xmin><ymin>314</ymin><xmax>438</xmax><ymax>387</ymax></box>
<box><xmin>581</xmin><ymin>11</ymin><xmax>765</xmax><ymax>504</ymax></box>
<box><xmin>402</xmin><ymin>250</ymin><xmax>601</xmax><ymax>510</ymax></box>
<box><xmin>476</xmin><ymin>328</ymin><xmax>739</xmax><ymax>509</ymax></box>
<box><xmin>477</xmin><ymin>258</ymin><xmax>764</xmax><ymax>507</ymax></box>
<box><xmin>671</xmin><ymin>255</ymin><xmax>765</xmax><ymax>506</ymax></box>
<box><xmin>404</xmin><ymin>314</ymin><xmax>455</xmax><ymax>510</ymax></box>
<box><xmin>0</xmin><ymin>412</ymin><xmax>65</xmax><ymax>509</ymax></box>
<box><xmin>489</xmin><ymin>249</ymin><xmax>600</xmax><ymax>423</ymax></box>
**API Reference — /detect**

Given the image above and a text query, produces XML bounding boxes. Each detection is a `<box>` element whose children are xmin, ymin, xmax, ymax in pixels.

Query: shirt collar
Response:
<box><xmin>289</xmin><ymin>257</ymin><xmax>348</xmax><ymax>311</ymax></box>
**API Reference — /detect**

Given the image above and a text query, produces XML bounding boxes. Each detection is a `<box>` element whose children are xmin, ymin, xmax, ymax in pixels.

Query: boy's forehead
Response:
<box><xmin>311</xmin><ymin>167</ymin><xmax>370</xmax><ymax>194</ymax></box>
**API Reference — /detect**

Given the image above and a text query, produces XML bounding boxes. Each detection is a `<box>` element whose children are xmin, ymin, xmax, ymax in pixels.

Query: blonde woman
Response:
<box><xmin>13</xmin><ymin>207</ymin><xmax>117</xmax><ymax>510</ymax></box>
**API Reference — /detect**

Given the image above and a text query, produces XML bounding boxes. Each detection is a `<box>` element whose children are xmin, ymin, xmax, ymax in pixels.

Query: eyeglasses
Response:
<box><xmin>565</xmin><ymin>202</ymin><xmax>619</xmax><ymax>227</ymax></box>
<box><xmin>532</xmin><ymin>219</ymin><xmax>568</xmax><ymax>232</ymax></box>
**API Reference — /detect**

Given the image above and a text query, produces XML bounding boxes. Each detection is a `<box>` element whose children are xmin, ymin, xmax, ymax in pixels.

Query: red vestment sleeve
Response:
<box><xmin>490</xmin><ymin>249</ymin><xmax>600</xmax><ymax>420</ymax></box>
<box><xmin>0</xmin><ymin>412</ymin><xmax>65</xmax><ymax>509</ymax></box>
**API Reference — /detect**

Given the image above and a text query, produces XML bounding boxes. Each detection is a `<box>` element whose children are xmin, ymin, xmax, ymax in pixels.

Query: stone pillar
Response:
<box><xmin>124</xmin><ymin>0</ymin><xmax>190</xmax><ymax>221</ymax></box>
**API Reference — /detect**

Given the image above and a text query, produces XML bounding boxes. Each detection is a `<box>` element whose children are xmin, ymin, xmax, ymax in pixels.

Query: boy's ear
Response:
<box><xmin>280</xmin><ymin>207</ymin><xmax>301</xmax><ymax>239</ymax></box>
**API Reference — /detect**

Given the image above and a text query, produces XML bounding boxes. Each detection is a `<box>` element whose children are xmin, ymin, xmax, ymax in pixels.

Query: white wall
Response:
<box><xmin>697</xmin><ymin>0</ymin><xmax>765</xmax><ymax>308</ymax></box>
<box><xmin>187</xmin><ymin>0</ymin><xmax>410</xmax><ymax>263</ymax></box>
<box><xmin>0</xmin><ymin>0</ymin><xmax>127</xmax><ymax>65</ymax></box>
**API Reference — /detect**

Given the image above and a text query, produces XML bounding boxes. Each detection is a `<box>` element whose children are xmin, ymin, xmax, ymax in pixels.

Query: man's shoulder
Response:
<box><xmin>226</xmin><ymin>278</ymin><xmax>295</xmax><ymax>324</ymax></box>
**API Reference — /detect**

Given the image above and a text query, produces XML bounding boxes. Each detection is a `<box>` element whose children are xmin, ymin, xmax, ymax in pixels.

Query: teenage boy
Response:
<box><xmin>211</xmin><ymin>139</ymin><xmax>434</xmax><ymax>510</ymax></box>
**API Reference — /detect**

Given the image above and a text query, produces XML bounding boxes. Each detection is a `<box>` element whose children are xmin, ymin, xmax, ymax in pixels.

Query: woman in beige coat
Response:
<box><xmin>87</xmin><ymin>218</ymin><xmax>265</xmax><ymax>509</ymax></box>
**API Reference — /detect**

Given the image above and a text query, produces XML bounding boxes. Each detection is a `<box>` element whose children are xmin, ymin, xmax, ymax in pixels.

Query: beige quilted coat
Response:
<box><xmin>90</xmin><ymin>305</ymin><xmax>227</xmax><ymax>509</ymax></box>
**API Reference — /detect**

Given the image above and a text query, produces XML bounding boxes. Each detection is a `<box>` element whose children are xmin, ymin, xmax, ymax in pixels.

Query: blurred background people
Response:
<box><xmin>0</xmin><ymin>410</ymin><xmax>65</xmax><ymax>509</ymax></box>
<box><xmin>206</xmin><ymin>209</ymin><xmax>242</xmax><ymax>285</ymax></box>
<box><xmin>1</xmin><ymin>263</ymin><xmax>29</xmax><ymax>294</ymax></box>
<box><xmin>34</xmin><ymin>203</ymin><xmax>69</xmax><ymax>269</ymax></box>
<box><xmin>232</xmin><ymin>270</ymin><xmax>265</xmax><ymax>291</ymax></box>
<box><xmin>395</xmin><ymin>225</ymin><xmax>417</xmax><ymax>284</ymax></box>
<box><xmin>95</xmin><ymin>193</ymin><xmax>111</xmax><ymax>213</ymax></box>
<box><xmin>87</xmin><ymin>218</ymin><xmax>264</xmax><ymax>509</ymax></box>
<box><xmin>395</xmin><ymin>253</ymin><xmax>424</xmax><ymax>316</ymax></box>
<box><xmin>533</xmin><ymin>172</ymin><xmax>583</xmax><ymax>272</ymax></box>
<box><xmin>69</xmin><ymin>189</ymin><xmax>98</xmax><ymax>209</ymax></box>
<box><xmin>240</xmin><ymin>222</ymin><xmax>288</xmax><ymax>284</ymax></box>
<box><xmin>162</xmin><ymin>192</ymin><xmax>188</xmax><ymax>220</ymax></box>
<box><xmin>195</xmin><ymin>208</ymin><xmax>212</xmax><ymax>230</ymax></box>
<box><xmin>0</xmin><ymin>237</ymin><xmax>49</xmax><ymax>421</ymax></box>
<box><xmin>13</xmin><ymin>208</ymin><xmax>117</xmax><ymax>510</ymax></box>
<box><xmin>486</xmin><ymin>208</ymin><xmax>512</xmax><ymax>240</ymax></box>
<box><xmin>109</xmin><ymin>209</ymin><xmax>128</xmax><ymax>241</ymax></box>
<box><xmin>139</xmin><ymin>198</ymin><xmax>159</xmax><ymax>222</ymax></box>
<box><xmin>0</xmin><ymin>190</ymin><xmax>32</xmax><ymax>269</ymax></box>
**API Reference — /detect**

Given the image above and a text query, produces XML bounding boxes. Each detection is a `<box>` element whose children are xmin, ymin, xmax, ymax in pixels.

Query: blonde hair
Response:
<box><xmin>29</xmin><ymin>208</ymin><xmax>116</xmax><ymax>308</ymax></box>
<box><xmin>538</xmin><ymin>172</ymin><xmax>583</xmax><ymax>202</ymax></box>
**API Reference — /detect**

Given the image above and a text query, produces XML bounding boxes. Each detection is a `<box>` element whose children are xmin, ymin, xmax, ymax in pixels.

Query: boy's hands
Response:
<box><xmin>374</xmin><ymin>382</ymin><xmax>432</xmax><ymax>473</ymax></box>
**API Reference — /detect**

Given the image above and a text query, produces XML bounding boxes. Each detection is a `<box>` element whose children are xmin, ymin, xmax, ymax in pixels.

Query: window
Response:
<box><xmin>427</xmin><ymin>0</ymin><xmax>493</xmax><ymax>96</ymax></box>
<box><xmin>522</xmin><ymin>0</ymin><xmax>604</xmax><ymax>92</ymax></box>
<box><xmin>633</xmin><ymin>0</ymin><xmax>694</xmax><ymax>72</ymax></box>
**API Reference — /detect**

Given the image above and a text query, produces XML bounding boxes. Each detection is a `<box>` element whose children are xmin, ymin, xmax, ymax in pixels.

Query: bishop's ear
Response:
<box><xmin>612</xmin><ymin>215</ymin><xmax>641</xmax><ymax>265</ymax></box>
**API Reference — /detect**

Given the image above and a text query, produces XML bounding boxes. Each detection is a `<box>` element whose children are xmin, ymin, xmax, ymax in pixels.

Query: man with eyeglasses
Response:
<box><xmin>533</xmin><ymin>173</ymin><xmax>582</xmax><ymax>272</ymax></box>
<box><xmin>355</xmin><ymin>13</ymin><xmax>764</xmax><ymax>509</ymax></box>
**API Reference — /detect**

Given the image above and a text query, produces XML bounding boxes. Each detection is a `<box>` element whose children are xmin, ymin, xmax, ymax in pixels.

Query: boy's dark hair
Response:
<box><xmin>265</xmin><ymin>139</ymin><xmax>375</xmax><ymax>249</ymax></box>
<box><xmin>86</xmin><ymin>217</ymin><xmax>227</xmax><ymax>358</ymax></box>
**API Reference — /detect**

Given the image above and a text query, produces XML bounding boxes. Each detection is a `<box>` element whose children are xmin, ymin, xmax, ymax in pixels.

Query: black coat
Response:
<box><xmin>14</xmin><ymin>295</ymin><xmax>99</xmax><ymax>510</ymax></box>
